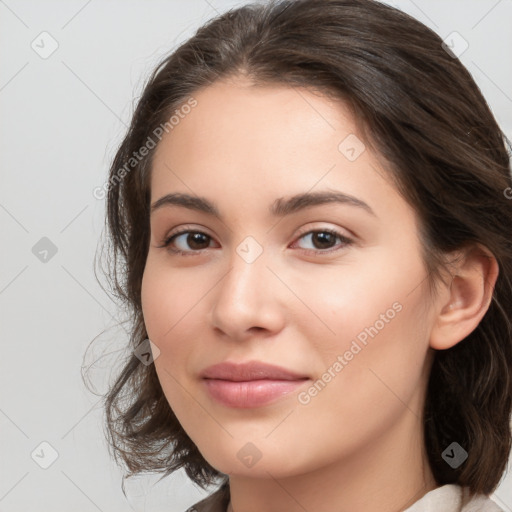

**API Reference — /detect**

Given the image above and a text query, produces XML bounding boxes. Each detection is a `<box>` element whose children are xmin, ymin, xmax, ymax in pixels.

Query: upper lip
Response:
<box><xmin>200</xmin><ymin>361</ymin><xmax>309</xmax><ymax>381</ymax></box>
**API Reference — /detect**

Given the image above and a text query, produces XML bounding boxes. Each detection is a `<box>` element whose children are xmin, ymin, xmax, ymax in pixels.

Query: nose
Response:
<box><xmin>208</xmin><ymin>246</ymin><xmax>286</xmax><ymax>341</ymax></box>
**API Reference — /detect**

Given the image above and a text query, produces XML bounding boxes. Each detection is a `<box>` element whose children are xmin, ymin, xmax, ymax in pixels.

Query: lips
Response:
<box><xmin>200</xmin><ymin>360</ymin><xmax>310</xmax><ymax>408</ymax></box>
<box><xmin>200</xmin><ymin>360</ymin><xmax>309</xmax><ymax>381</ymax></box>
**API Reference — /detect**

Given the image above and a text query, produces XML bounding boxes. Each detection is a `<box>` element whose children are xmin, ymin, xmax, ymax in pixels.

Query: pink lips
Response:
<box><xmin>200</xmin><ymin>361</ymin><xmax>310</xmax><ymax>408</ymax></box>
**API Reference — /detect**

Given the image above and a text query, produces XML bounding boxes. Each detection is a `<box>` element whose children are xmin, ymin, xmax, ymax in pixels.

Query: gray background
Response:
<box><xmin>1</xmin><ymin>0</ymin><xmax>511</xmax><ymax>511</ymax></box>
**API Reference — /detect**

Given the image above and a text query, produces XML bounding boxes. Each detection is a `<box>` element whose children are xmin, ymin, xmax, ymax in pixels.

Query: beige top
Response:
<box><xmin>183</xmin><ymin>483</ymin><xmax>504</xmax><ymax>512</ymax></box>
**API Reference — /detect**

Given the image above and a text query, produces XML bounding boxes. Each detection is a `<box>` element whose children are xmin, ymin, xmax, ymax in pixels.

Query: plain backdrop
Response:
<box><xmin>1</xmin><ymin>1</ymin><xmax>511</xmax><ymax>511</ymax></box>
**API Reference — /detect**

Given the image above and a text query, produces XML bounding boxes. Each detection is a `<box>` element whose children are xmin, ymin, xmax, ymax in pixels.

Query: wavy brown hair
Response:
<box><xmin>96</xmin><ymin>0</ymin><xmax>512</xmax><ymax>496</ymax></box>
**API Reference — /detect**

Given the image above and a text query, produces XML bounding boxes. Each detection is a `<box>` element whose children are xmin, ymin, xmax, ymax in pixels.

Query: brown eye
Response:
<box><xmin>184</xmin><ymin>232</ymin><xmax>211</xmax><ymax>250</ymax></box>
<box><xmin>310</xmin><ymin>231</ymin><xmax>337</xmax><ymax>249</ymax></box>
<box><xmin>163</xmin><ymin>230</ymin><xmax>213</xmax><ymax>254</ymax></box>
<box><xmin>293</xmin><ymin>229</ymin><xmax>353</xmax><ymax>254</ymax></box>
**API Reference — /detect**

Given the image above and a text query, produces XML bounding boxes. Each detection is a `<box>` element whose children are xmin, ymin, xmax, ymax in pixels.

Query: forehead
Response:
<box><xmin>149</xmin><ymin>79</ymin><xmax>407</xmax><ymax>224</ymax></box>
<box><xmin>152</xmin><ymin>81</ymin><xmax>355</xmax><ymax>176</ymax></box>
<box><xmin>155</xmin><ymin>78</ymin><xmax>357</xmax><ymax>155</ymax></box>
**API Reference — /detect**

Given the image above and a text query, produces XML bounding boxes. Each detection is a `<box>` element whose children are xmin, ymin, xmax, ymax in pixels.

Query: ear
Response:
<box><xmin>429</xmin><ymin>244</ymin><xmax>499</xmax><ymax>350</ymax></box>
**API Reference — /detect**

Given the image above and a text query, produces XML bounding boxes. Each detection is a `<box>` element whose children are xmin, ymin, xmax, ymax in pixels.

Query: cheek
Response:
<box><xmin>317</xmin><ymin>300</ymin><xmax>430</xmax><ymax>445</ymax></box>
<box><xmin>298</xmin><ymin>246</ymin><xmax>431</xmax><ymax>411</ymax></box>
<box><xmin>140</xmin><ymin>257</ymin><xmax>216</xmax><ymax>400</ymax></box>
<box><xmin>297</xmin><ymin>246</ymin><xmax>426</xmax><ymax>356</ymax></box>
<box><xmin>289</xmin><ymin>296</ymin><xmax>431</xmax><ymax>471</ymax></box>
<box><xmin>141</xmin><ymin>256</ymin><xmax>203</xmax><ymax>343</ymax></box>
<box><xmin>307</xmin><ymin>278</ymin><xmax>430</xmax><ymax>432</ymax></box>
<box><xmin>141</xmin><ymin>259</ymin><xmax>207</xmax><ymax>426</ymax></box>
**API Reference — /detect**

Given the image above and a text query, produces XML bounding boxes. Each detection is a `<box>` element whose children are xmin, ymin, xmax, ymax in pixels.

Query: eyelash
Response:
<box><xmin>158</xmin><ymin>226</ymin><xmax>354</xmax><ymax>257</ymax></box>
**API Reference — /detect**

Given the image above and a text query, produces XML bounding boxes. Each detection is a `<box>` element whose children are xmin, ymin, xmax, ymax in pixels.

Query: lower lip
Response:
<box><xmin>203</xmin><ymin>378</ymin><xmax>309</xmax><ymax>408</ymax></box>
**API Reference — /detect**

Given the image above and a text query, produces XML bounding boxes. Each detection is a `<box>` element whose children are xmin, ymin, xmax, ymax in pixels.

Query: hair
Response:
<box><xmin>97</xmin><ymin>0</ymin><xmax>512</xmax><ymax>497</ymax></box>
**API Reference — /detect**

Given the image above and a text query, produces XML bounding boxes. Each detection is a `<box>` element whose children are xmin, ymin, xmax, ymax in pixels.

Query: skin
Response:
<box><xmin>141</xmin><ymin>77</ymin><xmax>498</xmax><ymax>512</ymax></box>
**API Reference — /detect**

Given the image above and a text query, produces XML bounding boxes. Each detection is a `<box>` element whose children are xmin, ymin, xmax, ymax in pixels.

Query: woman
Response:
<box><xmin>99</xmin><ymin>0</ymin><xmax>512</xmax><ymax>510</ymax></box>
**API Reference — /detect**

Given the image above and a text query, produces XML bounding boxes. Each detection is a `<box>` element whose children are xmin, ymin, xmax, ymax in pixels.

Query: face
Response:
<box><xmin>141</xmin><ymin>78</ymin><xmax>436</xmax><ymax>478</ymax></box>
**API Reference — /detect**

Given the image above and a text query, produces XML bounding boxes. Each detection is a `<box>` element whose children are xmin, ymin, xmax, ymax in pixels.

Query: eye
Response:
<box><xmin>160</xmin><ymin>229</ymin><xmax>216</xmax><ymax>255</ymax></box>
<box><xmin>291</xmin><ymin>228</ymin><xmax>353</xmax><ymax>254</ymax></box>
<box><xmin>158</xmin><ymin>227</ymin><xmax>353</xmax><ymax>256</ymax></box>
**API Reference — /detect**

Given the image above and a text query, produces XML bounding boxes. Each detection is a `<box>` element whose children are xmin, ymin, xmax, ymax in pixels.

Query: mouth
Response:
<box><xmin>200</xmin><ymin>360</ymin><xmax>309</xmax><ymax>381</ymax></box>
<box><xmin>200</xmin><ymin>360</ymin><xmax>310</xmax><ymax>408</ymax></box>
<box><xmin>202</xmin><ymin>378</ymin><xmax>310</xmax><ymax>408</ymax></box>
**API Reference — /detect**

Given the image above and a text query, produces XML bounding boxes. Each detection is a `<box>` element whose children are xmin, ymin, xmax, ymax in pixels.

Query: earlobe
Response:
<box><xmin>429</xmin><ymin>245</ymin><xmax>499</xmax><ymax>351</ymax></box>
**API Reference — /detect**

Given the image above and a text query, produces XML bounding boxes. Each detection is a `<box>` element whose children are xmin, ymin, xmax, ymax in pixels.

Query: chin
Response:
<box><xmin>198</xmin><ymin>442</ymin><xmax>310</xmax><ymax>480</ymax></box>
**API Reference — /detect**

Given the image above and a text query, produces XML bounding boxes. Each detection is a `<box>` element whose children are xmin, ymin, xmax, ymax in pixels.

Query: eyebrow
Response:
<box><xmin>150</xmin><ymin>190</ymin><xmax>376</xmax><ymax>219</ymax></box>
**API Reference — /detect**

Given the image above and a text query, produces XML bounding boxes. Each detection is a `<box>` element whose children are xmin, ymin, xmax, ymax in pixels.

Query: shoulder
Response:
<box><xmin>183</xmin><ymin>482</ymin><xmax>230</xmax><ymax>512</ymax></box>
<box><xmin>404</xmin><ymin>484</ymin><xmax>504</xmax><ymax>512</ymax></box>
<box><xmin>460</xmin><ymin>487</ymin><xmax>504</xmax><ymax>512</ymax></box>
